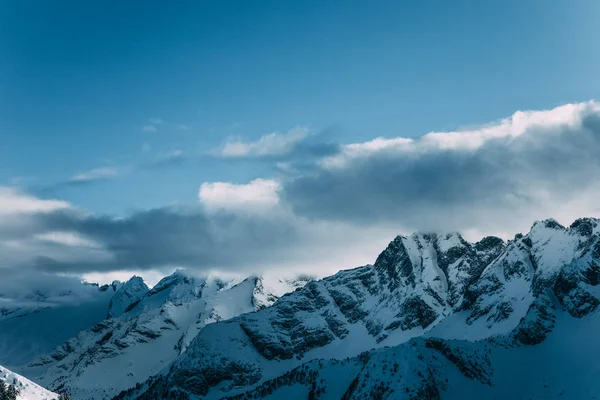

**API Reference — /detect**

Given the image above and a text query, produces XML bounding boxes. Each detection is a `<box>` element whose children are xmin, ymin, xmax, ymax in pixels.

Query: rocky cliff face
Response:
<box><xmin>121</xmin><ymin>218</ymin><xmax>600</xmax><ymax>400</ymax></box>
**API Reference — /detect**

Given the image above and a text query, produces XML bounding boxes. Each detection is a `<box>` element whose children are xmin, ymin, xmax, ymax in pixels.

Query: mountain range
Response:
<box><xmin>2</xmin><ymin>217</ymin><xmax>600</xmax><ymax>399</ymax></box>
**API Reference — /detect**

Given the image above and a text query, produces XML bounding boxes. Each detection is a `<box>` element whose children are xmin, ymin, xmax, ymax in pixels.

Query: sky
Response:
<box><xmin>1</xmin><ymin>1</ymin><xmax>600</xmax><ymax>287</ymax></box>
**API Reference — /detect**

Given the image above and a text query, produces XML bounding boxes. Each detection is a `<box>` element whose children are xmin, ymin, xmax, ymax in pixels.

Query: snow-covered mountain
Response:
<box><xmin>0</xmin><ymin>365</ymin><xmax>59</xmax><ymax>400</ymax></box>
<box><xmin>25</xmin><ymin>271</ymin><xmax>312</xmax><ymax>400</ymax></box>
<box><xmin>116</xmin><ymin>217</ymin><xmax>600</xmax><ymax>400</ymax></box>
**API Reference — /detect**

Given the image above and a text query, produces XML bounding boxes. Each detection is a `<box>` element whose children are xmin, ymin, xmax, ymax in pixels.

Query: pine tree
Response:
<box><xmin>5</xmin><ymin>384</ymin><xmax>19</xmax><ymax>400</ymax></box>
<box><xmin>0</xmin><ymin>381</ymin><xmax>20</xmax><ymax>400</ymax></box>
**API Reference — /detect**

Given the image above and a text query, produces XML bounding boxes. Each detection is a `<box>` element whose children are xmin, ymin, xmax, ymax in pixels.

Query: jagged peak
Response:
<box><xmin>530</xmin><ymin>218</ymin><xmax>566</xmax><ymax>231</ymax></box>
<box><xmin>374</xmin><ymin>235</ymin><xmax>408</xmax><ymax>267</ymax></box>
<box><xmin>147</xmin><ymin>269</ymin><xmax>195</xmax><ymax>296</ymax></box>
<box><xmin>107</xmin><ymin>276</ymin><xmax>150</xmax><ymax>318</ymax></box>
<box><xmin>373</xmin><ymin>235</ymin><xmax>417</xmax><ymax>288</ymax></box>
<box><xmin>119</xmin><ymin>276</ymin><xmax>148</xmax><ymax>292</ymax></box>
<box><xmin>434</xmin><ymin>232</ymin><xmax>469</xmax><ymax>252</ymax></box>
<box><xmin>475</xmin><ymin>235</ymin><xmax>505</xmax><ymax>251</ymax></box>
<box><xmin>569</xmin><ymin>217</ymin><xmax>600</xmax><ymax>236</ymax></box>
<box><xmin>410</xmin><ymin>231</ymin><xmax>464</xmax><ymax>241</ymax></box>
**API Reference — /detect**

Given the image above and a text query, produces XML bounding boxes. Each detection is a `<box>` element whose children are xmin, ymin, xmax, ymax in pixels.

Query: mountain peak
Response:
<box><xmin>107</xmin><ymin>276</ymin><xmax>149</xmax><ymax>318</ymax></box>
<box><xmin>374</xmin><ymin>235</ymin><xmax>415</xmax><ymax>288</ymax></box>
<box><xmin>531</xmin><ymin>218</ymin><xmax>566</xmax><ymax>231</ymax></box>
<box><xmin>475</xmin><ymin>235</ymin><xmax>505</xmax><ymax>251</ymax></box>
<box><xmin>569</xmin><ymin>217</ymin><xmax>599</xmax><ymax>236</ymax></box>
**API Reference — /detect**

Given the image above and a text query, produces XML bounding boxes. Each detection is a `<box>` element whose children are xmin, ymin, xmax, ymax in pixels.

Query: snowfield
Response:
<box><xmin>0</xmin><ymin>365</ymin><xmax>58</xmax><ymax>400</ymax></box>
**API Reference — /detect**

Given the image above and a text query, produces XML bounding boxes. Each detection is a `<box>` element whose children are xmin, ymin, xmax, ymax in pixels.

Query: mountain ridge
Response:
<box><xmin>23</xmin><ymin>271</ymin><xmax>313</xmax><ymax>400</ymax></box>
<box><xmin>113</xmin><ymin>217</ymin><xmax>600</xmax><ymax>399</ymax></box>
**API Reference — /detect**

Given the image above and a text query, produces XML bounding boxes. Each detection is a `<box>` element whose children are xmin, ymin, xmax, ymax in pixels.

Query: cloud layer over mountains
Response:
<box><xmin>1</xmin><ymin>101</ymin><xmax>600</xmax><ymax>282</ymax></box>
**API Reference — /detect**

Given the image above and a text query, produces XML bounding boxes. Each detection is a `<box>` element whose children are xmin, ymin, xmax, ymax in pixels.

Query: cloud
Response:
<box><xmin>0</xmin><ymin>267</ymin><xmax>113</xmax><ymax>311</ymax></box>
<box><xmin>142</xmin><ymin>125</ymin><xmax>157</xmax><ymax>132</ymax></box>
<box><xmin>141</xmin><ymin>143</ymin><xmax>151</xmax><ymax>152</ymax></box>
<box><xmin>0</xmin><ymin>184</ymin><xmax>391</xmax><ymax>278</ymax></box>
<box><xmin>3</xmin><ymin>101</ymin><xmax>600</xmax><ymax>282</ymax></box>
<box><xmin>148</xmin><ymin>150</ymin><xmax>187</xmax><ymax>168</ymax></box>
<box><xmin>143</xmin><ymin>118</ymin><xmax>190</xmax><ymax>134</ymax></box>
<box><xmin>69</xmin><ymin>166</ymin><xmax>122</xmax><ymax>183</ymax></box>
<box><xmin>34</xmin><ymin>231</ymin><xmax>102</xmax><ymax>248</ymax></box>
<box><xmin>21</xmin><ymin>207</ymin><xmax>301</xmax><ymax>273</ymax></box>
<box><xmin>282</xmin><ymin>101</ymin><xmax>600</xmax><ymax>237</ymax></box>
<box><xmin>320</xmin><ymin>102</ymin><xmax>588</xmax><ymax>168</ymax></box>
<box><xmin>0</xmin><ymin>187</ymin><xmax>70</xmax><ymax>215</ymax></box>
<box><xmin>199</xmin><ymin>179</ymin><xmax>280</xmax><ymax>213</ymax></box>
<box><xmin>216</xmin><ymin>127</ymin><xmax>309</xmax><ymax>158</ymax></box>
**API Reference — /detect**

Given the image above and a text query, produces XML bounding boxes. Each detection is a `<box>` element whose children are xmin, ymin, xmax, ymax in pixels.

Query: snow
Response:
<box><xmin>106</xmin><ymin>276</ymin><xmax>149</xmax><ymax>318</ymax></box>
<box><xmin>0</xmin><ymin>365</ymin><xmax>58</xmax><ymax>400</ymax></box>
<box><xmin>436</xmin><ymin>232</ymin><xmax>465</xmax><ymax>253</ymax></box>
<box><xmin>25</xmin><ymin>271</ymin><xmax>309</xmax><ymax>400</ymax></box>
<box><xmin>443</xmin><ymin>310</ymin><xmax>600</xmax><ymax>400</ymax></box>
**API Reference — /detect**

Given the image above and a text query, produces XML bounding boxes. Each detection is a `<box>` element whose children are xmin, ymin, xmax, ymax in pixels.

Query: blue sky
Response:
<box><xmin>1</xmin><ymin>0</ymin><xmax>598</xmax><ymax>214</ymax></box>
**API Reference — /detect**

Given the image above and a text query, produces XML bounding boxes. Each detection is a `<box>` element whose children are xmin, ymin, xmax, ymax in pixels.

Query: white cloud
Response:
<box><xmin>285</xmin><ymin>100</ymin><xmax>600</xmax><ymax>238</ymax></box>
<box><xmin>149</xmin><ymin>118</ymin><xmax>163</xmax><ymax>124</ymax></box>
<box><xmin>3</xmin><ymin>101</ymin><xmax>600</xmax><ymax>284</ymax></box>
<box><xmin>216</xmin><ymin>127</ymin><xmax>308</xmax><ymax>157</ymax></box>
<box><xmin>70</xmin><ymin>166</ymin><xmax>121</xmax><ymax>183</ymax></box>
<box><xmin>199</xmin><ymin>179</ymin><xmax>281</xmax><ymax>213</ymax></box>
<box><xmin>322</xmin><ymin>101</ymin><xmax>598</xmax><ymax>168</ymax></box>
<box><xmin>34</xmin><ymin>231</ymin><xmax>102</xmax><ymax>248</ymax></box>
<box><xmin>141</xmin><ymin>143</ymin><xmax>151</xmax><ymax>152</ymax></box>
<box><xmin>142</xmin><ymin>125</ymin><xmax>157</xmax><ymax>132</ymax></box>
<box><xmin>0</xmin><ymin>187</ymin><xmax>70</xmax><ymax>215</ymax></box>
<box><xmin>420</xmin><ymin>101</ymin><xmax>589</xmax><ymax>150</ymax></box>
<box><xmin>162</xmin><ymin>149</ymin><xmax>184</xmax><ymax>159</ymax></box>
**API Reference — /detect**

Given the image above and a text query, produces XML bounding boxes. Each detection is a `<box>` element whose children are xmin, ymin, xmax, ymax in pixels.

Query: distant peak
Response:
<box><xmin>475</xmin><ymin>236</ymin><xmax>505</xmax><ymax>251</ymax></box>
<box><xmin>569</xmin><ymin>217</ymin><xmax>599</xmax><ymax>236</ymax></box>
<box><xmin>531</xmin><ymin>218</ymin><xmax>566</xmax><ymax>231</ymax></box>
<box><xmin>147</xmin><ymin>270</ymin><xmax>194</xmax><ymax>296</ymax></box>
<box><xmin>107</xmin><ymin>276</ymin><xmax>149</xmax><ymax>318</ymax></box>
<box><xmin>125</xmin><ymin>275</ymin><xmax>145</xmax><ymax>283</ymax></box>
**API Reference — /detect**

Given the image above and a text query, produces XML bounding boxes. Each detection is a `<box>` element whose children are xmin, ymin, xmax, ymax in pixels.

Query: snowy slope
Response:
<box><xmin>223</xmin><ymin>301</ymin><xmax>600</xmax><ymax>400</ymax></box>
<box><xmin>28</xmin><ymin>271</ymin><xmax>310</xmax><ymax>400</ymax></box>
<box><xmin>0</xmin><ymin>365</ymin><xmax>58</xmax><ymax>400</ymax></box>
<box><xmin>123</xmin><ymin>217</ymin><xmax>600</xmax><ymax>400</ymax></box>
